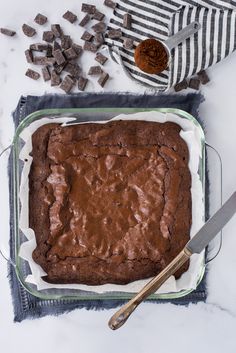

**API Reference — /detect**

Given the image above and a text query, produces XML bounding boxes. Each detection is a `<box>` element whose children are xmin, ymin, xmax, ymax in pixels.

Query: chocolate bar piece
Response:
<box><xmin>46</xmin><ymin>45</ymin><xmax>53</xmax><ymax>57</ymax></box>
<box><xmin>51</xmin><ymin>24</ymin><xmax>63</xmax><ymax>38</ymax></box>
<box><xmin>107</xmin><ymin>28</ymin><xmax>122</xmax><ymax>39</ymax></box>
<box><xmin>98</xmin><ymin>72</ymin><xmax>109</xmax><ymax>87</ymax></box>
<box><xmin>92</xmin><ymin>10</ymin><xmax>105</xmax><ymax>21</ymax></box>
<box><xmin>53</xmin><ymin>49</ymin><xmax>66</xmax><ymax>65</ymax></box>
<box><xmin>51</xmin><ymin>69</ymin><xmax>61</xmax><ymax>86</ymax></box>
<box><xmin>188</xmin><ymin>77</ymin><xmax>200</xmax><ymax>90</ymax></box>
<box><xmin>174</xmin><ymin>79</ymin><xmax>188</xmax><ymax>92</ymax></box>
<box><xmin>104</xmin><ymin>0</ymin><xmax>116</xmax><ymax>9</ymax></box>
<box><xmin>22</xmin><ymin>24</ymin><xmax>36</xmax><ymax>37</ymax></box>
<box><xmin>53</xmin><ymin>41</ymin><xmax>61</xmax><ymax>52</ymax></box>
<box><xmin>54</xmin><ymin>62</ymin><xmax>66</xmax><ymax>74</ymax></box>
<box><xmin>94</xmin><ymin>33</ymin><xmax>104</xmax><ymax>46</ymax></box>
<box><xmin>33</xmin><ymin>56</ymin><xmax>55</xmax><ymax>65</ymax></box>
<box><xmin>83</xmin><ymin>41</ymin><xmax>97</xmax><ymax>53</ymax></box>
<box><xmin>43</xmin><ymin>31</ymin><xmax>54</xmax><ymax>43</ymax></box>
<box><xmin>61</xmin><ymin>35</ymin><xmax>72</xmax><ymax>50</ymax></box>
<box><xmin>30</xmin><ymin>43</ymin><xmax>49</xmax><ymax>51</ymax></box>
<box><xmin>64</xmin><ymin>47</ymin><xmax>78</xmax><ymax>60</ymax></box>
<box><xmin>34</xmin><ymin>13</ymin><xmax>47</xmax><ymax>25</ymax></box>
<box><xmin>0</xmin><ymin>28</ymin><xmax>16</xmax><ymax>36</ymax></box>
<box><xmin>95</xmin><ymin>52</ymin><xmax>108</xmax><ymax>65</ymax></box>
<box><xmin>81</xmin><ymin>31</ymin><xmax>94</xmax><ymax>41</ymax></box>
<box><xmin>25</xmin><ymin>68</ymin><xmax>40</xmax><ymax>80</ymax></box>
<box><xmin>197</xmin><ymin>70</ymin><xmax>210</xmax><ymax>85</ymax></box>
<box><xmin>63</xmin><ymin>10</ymin><xmax>77</xmax><ymax>23</ymax></box>
<box><xmin>88</xmin><ymin>65</ymin><xmax>103</xmax><ymax>75</ymax></box>
<box><xmin>81</xmin><ymin>3</ymin><xmax>96</xmax><ymax>14</ymax></box>
<box><xmin>123</xmin><ymin>13</ymin><xmax>132</xmax><ymax>29</ymax></box>
<box><xmin>78</xmin><ymin>76</ymin><xmax>88</xmax><ymax>91</ymax></box>
<box><xmin>42</xmin><ymin>66</ymin><xmax>51</xmax><ymax>81</ymax></box>
<box><xmin>92</xmin><ymin>22</ymin><xmax>106</xmax><ymax>33</ymax></box>
<box><xmin>123</xmin><ymin>37</ymin><xmax>133</xmax><ymax>49</ymax></box>
<box><xmin>25</xmin><ymin>49</ymin><xmax>33</xmax><ymax>63</ymax></box>
<box><xmin>64</xmin><ymin>63</ymin><xmax>81</xmax><ymax>78</ymax></box>
<box><xmin>79</xmin><ymin>14</ymin><xmax>90</xmax><ymax>27</ymax></box>
<box><xmin>72</xmin><ymin>43</ymin><xmax>83</xmax><ymax>56</ymax></box>
<box><xmin>60</xmin><ymin>75</ymin><xmax>75</xmax><ymax>93</ymax></box>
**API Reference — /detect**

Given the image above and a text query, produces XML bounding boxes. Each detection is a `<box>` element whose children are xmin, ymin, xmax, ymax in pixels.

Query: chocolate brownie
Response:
<box><xmin>29</xmin><ymin>120</ymin><xmax>191</xmax><ymax>285</ymax></box>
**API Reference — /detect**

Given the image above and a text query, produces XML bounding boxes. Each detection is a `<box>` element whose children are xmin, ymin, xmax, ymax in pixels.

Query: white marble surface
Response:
<box><xmin>1</xmin><ymin>1</ymin><xmax>236</xmax><ymax>352</ymax></box>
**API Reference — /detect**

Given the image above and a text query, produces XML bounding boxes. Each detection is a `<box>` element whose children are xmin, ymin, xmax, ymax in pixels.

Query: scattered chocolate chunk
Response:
<box><xmin>94</xmin><ymin>33</ymin><xmax>104</xmax><ymax>46</ymax></box>
<box><xmin>78</xmin><ymin>76</ymin><xmax>88</xmax><ymax>91</ymax></box>
<box><xmin>81</xmin><ymin>30</ymin><xmax>94</xmax><ymax>41</ymax></box>
<box><xmin>54</xmin><ymin>62</ymin><xmax>66</xmax><ymax>74</ymax></box>
<box><xmin>92</xmin><ymin>10</ymin><xmax>105</xmax><ymax>21</ymax></box>
<box><xmin>107</xmin><ymin>28</ymin><xmax>122</xmax><ymax>39</ymax></box>
<box><xmin>25</xmin><ymin>49</ymin><xmax>33</xmax><ymax>63</ymax></box>
<box><xmin>0</xmin><ymin>28</ymin><xmax>16</xmax><ymax>36</ymax></box>
<box><xmin>88</xmin><ymin>65</ymin><xmax>103</xmax><ymax>75</ymax></box>
<box><xmin>30</xmin><ymin>43</ymin><xmax>49</xmax><ymax>51</ymax></box>
<box><xmin>43</xmin><ymin>31</ymin><xmax>54</xmax><ymax>43</ymax></box>
<box><xmin>63</xmin><ymin>10</ymin><xmax>77</xmax><ymax>23</ymax></box>
<box><xmin>51</xmin><ymin>69</ymin><xmax>61</xmax><ymax>86</ymax></box>
<box><xmin>123</xmin><ymin>13</ymin><xmax>132</xmax><ymax>30</ymax></box>
<box><xmin>64</xmin><ymin>63</ymin><xmax>81</xmax><ymax>78</ymax></box>
<box><xmin>81</xmin><ymin>3</ymin><xmax>96</xmax><ymax>14</ymax></box>
<box><xmin>104</xmin><ymin>0</ymin><xmax>116</xmax><ymax>9</ymax></box>
<box><xmin>60</xmin><ymin>75</ymin><xmax>75</xmax><ymax>93</ymax></box>
<box><xmin>53</xmin><ymin>41</ymin><xmax>61</xmax><ymax>52</ymax></box>
<box><xmin>25</xmin><ymin>68</ymin><xmax>40</xmax><ymax>80</ymax></box>
<box><xmin>61</xmin><ymin>35</ymin><xmax>72</xmax><ymax>50</ymax></box>
<box><xmin>98</xmin><ymin>72</ymin><xmax>109</xmax><ymax>87</ymax></box>
<box><xmin>197</xmin><ymin>70</ymin><xmax>210</xmax><ymax>85</ymax></box>
<box><xmin>174</xmin><ymin>79</ymin><xmax>188</xmax><ymax>92</ymax></box>
<box><xmin>53</xmin><ymin>49</ymin><xmax>66</xmax><ymax>65</ymax></box>
<box><xmin>123</xmin><ymin>37</ymin><xmax>133</xmax><ymax>50</ymax></box>
<box><xmin>79</xmin><ymin>14</ymin><xmax>90</xmax><ymax>27</ymax></box>
<box><xmin>51</xmin><ymin>24</ymin><xmax>63</xmax><ymax>38</ymax></box>
<box><xmin>46</xmin><ymin>45</ymin><xmax>53</xmax><ymax>57</ymax></box>
<box><xmin>83</xmin><ymin>41</ymin><xmax>97</xmax><ymax>53</ymax></box>
<box><xmin>95</xmin><ymin>52</ymin><xmax>108</xmax><ymax>65</ymax></box>
<box><xmin>92</xmin><ymin>22</ymin><xmax>107</xmax><ymax>33</ymax></box>
<box><xmin>64</xmin><ymin>47</ymin><xmax>78</xmax><ymax>60</ymax></box>
<box><xmin>34</xmin><ymin>13</ymin><xmax>47</xmax><ymax>25</ymax></box>
<box><xmin>72</xmin><ymin>43</ymin><xmax>83</xmax><ymax>56</ymax></box>
<box><xmin>42</xmin><ymin>66</ymin><xmax>51</xmax><ymax>81</ymax></box>
<box><xmin>188</xmin><ymin>77</ymin><xmax>200</xmax><ymax>90</ymax></box>
<box><xmin>33</xmin><ymin>56</ymin><xmax>55</xmax><ymax>65</ymax></box>
<box><xmin>22</xmin><ymin>24</ymin><xmax>36</xmax><ymax>37</ymax></box>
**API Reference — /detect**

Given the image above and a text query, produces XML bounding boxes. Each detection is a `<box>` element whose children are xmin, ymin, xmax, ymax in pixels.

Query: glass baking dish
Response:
<box><xmin>10</xmin><ymin>107</ymin><xmax>206</xmax><ymax>300</ymax></box>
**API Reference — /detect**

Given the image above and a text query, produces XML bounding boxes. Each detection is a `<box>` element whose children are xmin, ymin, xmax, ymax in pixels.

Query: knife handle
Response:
<box><xmin>108</xmin><ymin>247</ymin><xmax>192</xmax><ymax>330</ymax></box>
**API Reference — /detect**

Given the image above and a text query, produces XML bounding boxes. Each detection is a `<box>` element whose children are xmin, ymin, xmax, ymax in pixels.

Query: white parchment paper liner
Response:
<box><xmin>19</xmin><ymin>111</ymin><xmax>204</xmax><ymax>294</ymax></box>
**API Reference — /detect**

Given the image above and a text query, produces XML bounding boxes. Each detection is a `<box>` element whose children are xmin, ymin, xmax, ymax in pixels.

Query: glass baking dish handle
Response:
<box><xmin>0</xmin><ymin>144</ymin><xmax>15</xmax><ymax>267</ymax></box>
<box><xmin>205</xmin><ymin>142</ymin><xmax>223</xmax><ymax>264</ymax></box>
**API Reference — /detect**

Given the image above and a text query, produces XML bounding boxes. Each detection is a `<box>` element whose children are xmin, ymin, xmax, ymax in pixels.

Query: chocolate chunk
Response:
<box><xmin>46</xmin><ymin>45</ymin><xmax>53</xmax><ymax>57</ymax></box>
<box><xmin>81</xmin><ymin>31</ymin><xmax>94</xmax><ymax>41</ymax></box>
<box><xmin>92</xmin><ymin>22</ymin><xmax>106</xmax><ymax>34</ymax></box>
<box><xmin>95</xmin><ymin>52</ymin><xmax>108</xmax><ymax>65</ymax></box>
<box><xmin>107</xmin><ymin>28</ymin><xmax>122</xmax><ymax>39</ymax></box>
<box><xmin>63</xmin><ymin>10</ymin><xmax>77</xmax><ymax>23</ymax></box>
<box><xmin>53</xmin><ymin>41</ymin><xmax>61</xmax><ymax>53</ymax></box>
<box><xmin>42</xmin><ymin>66</ymin><xmax>51</xmax><ymax>81</ymax></box>
<box><xmin>53</xmin><ymin>49</ymin><xmax>66</xmax><ymax>65</ymax></box>
<box><xmin>98</xmin><ymin>72</ymin><xmax>109</xmax><ymax>87</ymax></box>
<box><xmin>94</xmin><ymin>33</ymin><xmax>104</xmax><ymax>46</ymax></box>
<box><xmin>123</xmin><ymin>37</ymin><xmax>133</xmax><ymax>50</ymax></box>
<box><xmin>79</xmin><ymin>14</ymin><xmax>90</xmax><ymax>27</ymax></box>
<box><xmin>72</xmin><ymin>43</ymin><xmax>83</xmax><ymax>56</ymax></box>
<box><xmin>30</xmin><ymin>43</ymin><xmax>49</xmax><ymax>51</ymax></box>
<box><xmin>88</xmin><ymin>65</ymin><xmax>103</xmax><ymax>75</ymax></box>
<box><xmin>92</xmin><ymin>10</ymin><xmax>105</xmax><ymax>21</ymax></box>
<box><xmin>22</xmin><ymin>24</ymin><xmax>36</xmax><ymax>37</ymax></box>
<box><xmin>174</xmin><ymin>79</ymin><xmax>188</xmax><ymax>92</ymax></box>
<box><xmin>61</xmin><ymin>35</ymin><xmax>72</xmax><ymax>50</ymax></box>
<box><xmin>78</xmin><ymin>76</ymin><xmax>88</xmax><ymax>91</ymax></box>
<box><xmin>104</xmin><ymin>0</ymin><xmax>116</xmax><ymax>9</ymax></box>
<box><xmin>83</xmin><ymin>41</ymin><xmax>97</xmax><ymax>53</ymax></box>
<box><xmin>197</xmin><ymin>70</ymin><xmax>210</xmax><ymax>85</ymax></box>
<box><xmin>188</xmin><ymin>77</ymin><xmax>200</xmax><ymax>90</ymax></box>
<box><xmin>81</xmin><ymin>3</ymin><xmax>96</xmax><ymax>14</ymax></box>
<box><xmin>51</xmin><ymin>69</ymin><xmax>61</xmax><ymax>86</ymax></box>
<box><xmin>64</xmin><ymin>47</ymin><xmax>78</xmax><ymax>60</ymax></box>
<box><xmin>0</xmin><ymin>28</ymin><xmax>16</xmax><ymax>36</ymax></box>
<box><xmin>51</xmin><ymin>24</ymin><xmax>63</xmax><ymax>38</ymax></box>
<box><xmin>33</xmin><ymin>56</ymin><xmax>55</xmax><ymax>65</ymax></box>
<box><xmin>25</xmin><ymin>49</ymin><xmax>33</xmax><ymax>63</ymax></box>
<box><xmin>54</xmin><ymin>62</ymin><xmax>66</xmax><ymax>74</ymax></box>
<box><xmin>25</xmin><ymin>68</ymin><xmax>40</xmax><ymax>80</ymax></box>
<box><xmin>60</xmin><ymin>75</ymin><xmax>75</xmax><ymax>93</ymax></box>
<box><xmin>43</xmin><ymin>31</ymin><xmax>54</xmax><ymax>43</ymax></box>
<box><xmin>64</xmin><ymin>63</ymin><xmax>81</xmax><ymax>78</ymax></box>
<box><xmin>34</xmin><ymin>13</ymin><xmax>47</xmax><ymax>25</ymax></box>
<box><xmin>123</xmin><ymin>13</ymin><xmax>132</xmax><ymax>30</ymax></box>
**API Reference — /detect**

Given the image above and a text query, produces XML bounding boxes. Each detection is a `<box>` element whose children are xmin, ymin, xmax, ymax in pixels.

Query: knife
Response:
<box><xmin>108</xmin><ymin>192</ymin><xmax>236</xmax><ymax>330</ymax></box>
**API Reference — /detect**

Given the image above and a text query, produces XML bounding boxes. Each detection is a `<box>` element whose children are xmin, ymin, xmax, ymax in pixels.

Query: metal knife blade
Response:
<box><xmin>186</xmin><ymin>192</ymin><xmax>236</xmax><ymax>254</ymax></box>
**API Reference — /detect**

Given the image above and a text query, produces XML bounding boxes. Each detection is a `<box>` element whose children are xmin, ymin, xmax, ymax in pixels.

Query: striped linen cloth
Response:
<box><xmin>106</xmin><ymin>0</ymin><xmax>236</xmax><ymax>91</ymax></box>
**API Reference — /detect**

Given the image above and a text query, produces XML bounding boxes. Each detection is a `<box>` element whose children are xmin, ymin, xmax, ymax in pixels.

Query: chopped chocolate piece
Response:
<box><xmin>51</xmin><ymin>69</ymin><xmax>61</xmax><ymax>86</ymax></box>
<box><xmin>25</xmin><ymin>49</ymin><xmax>33</xmax><ymax>63</ymax></box>
<box><xmin>197</xmin><ymin>70</ymin><xmax>210</xmax><ymax>85</ymax></box>
<box><xmin>43</xmin><ymin>31</ymin><xmax>54</xmax><ymax>43</ymax></box>
<box><xmin>123</xmin><ymin>13</ymin><xmax>132</xmax><ymax>30</ymax></box>
<box><xmin>174</xmin><ymin>79</ymin><xmax>188</xmax><ymax>92</ymax></box>
<box><xmin>60</xmin><ymin>75</ymin><xmax>75</xmax><ymax>93</ymax></box>
<box><xmin>98</xmin><ymin>72</ymin><xmax>109</xmax><ymax>87</ymax></box>
<box><xmin>54</xmin><ymin>62</ymin><xmax>66</xmax><ymax>74</ymax></box>
<box><xmin>92</xmin><ymin>22</ymin><xmax>106</xmax><ymax>34</ymax></box>
<box><xmin>53</xmin><ymin>49</ymin><xmax>66</xmax><ymax>65</ymax></box>
<box><xmin>46</xmin><ymin>45</ymin><xmax>53</xmax><ymax>57</ymax></box>
<box><xmin>123</xmin><ymin>37</ymin><xmax>133</xmax><ymax>50</ymax></box>
<box><xmin>107</xmin><ymin>28</ymin><xmax>122</xmax><ymax>39</ymax></box>
<box><xmin>104</xmin><ymin>0</ymin><xmax>116</xmax><ymax>9</ymax></box>
<box><xmin>51</xmin><ymin>24</ymin><xmax>63</xmax><ymax>38</ymax></box>
<box><xmin>81</xmin><ymin>3</ymin><xmax>96</xmax><ymax>14</ymax></box>
<box><xmin>94</xmin><ymin>33</ymin><xmax>104</xmax><ymax>45</ymax></box>
<box><xmin>64</xmin><ymin>63</ymin><xmax>81</xmax><ymax>78</ymax></box>
<box><xmin>83</xmin><ymin>41</ymin><xmax>97</xmax><ymax>53</ymax></box>
<box><xmin>72</xmin><ymin>43</ymin><xmax>83</xmax><ymax>56</ymax></box>
<box><xmin>95</xmin><ymin>52</ymin><xmax>108</xmax><ymax>65</ymax></box>
<box><xmin>79</xmin><ymin>14</ymin><xmax>90</xmax><ymax>27</ymax></box>
<box><xmin>61</xmin><ymin>35</ymin><xmax>72</xmax><ymax>50</ymax></box>
<box><xmin>81</xmin><ymin>30</ymin><xmax>94</xmax><ymax>41</ymax></box>
<box><xmin>63</xmin><ymin>10</ymin><xmax>77</xmax><ymax>23</ymax></box>
<box><xmin>188</xmin><ymin>77</ymin><xmax>200</xmax><ymax>90</ymax></box>
<box><xmin>25</xmin><ymin>68</ymin><xmax>40</xmax><ymax>80</ymax></box>
<box><xmin>42</xmin><ymin>66</ymin><xmax>51</xmax><ymax>81</ymax></box>
<box><xmin>92</xmin><ymin>10</ymin><xmax>105</xmax><ymax>21</ymax></box>
<box><xmin>22</xmin><ymin>24</ymin><xmax>36</xmax><ymax>37</ymax></box>
<box><xmin>33</xmin><ymin>56</ymin><xmax>55</xmax><ymax>65</ymax></box>
<box><xmin>30</xmin><ymin>43</ymin><xmax>49</xmax><ymax>51</ymax></box>
<box><xmin>53</xmin><ymin>41</ymin><xmax>61</xmax><ymax>52</ymax></box>
<box><xmin>64</xmin><ymin>47</ymin><xmax>78</xmax><ymax>60</ymax></box>
<box><xmin>34</xmin><ymin>13</ymin><xmax>47</xmax><ymax>25</ymax></box>
<box><xmin>88</xmin><ymin>65</ymin><xmax>103</xmax><ymax>75</ymax></box>
<box><xmin>78</xmin><ymin>76</ymin><xmax>88</xmax><ymax>91</ymax></box>
<box><xmin>0</xmin><ymin>28</ymin><xmax>16</xmax><ymax>36</ymax></box>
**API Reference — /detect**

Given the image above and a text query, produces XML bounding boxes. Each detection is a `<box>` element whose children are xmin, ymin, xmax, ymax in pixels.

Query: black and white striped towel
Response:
<box><xmin>106</xmin><ymin>0</ymin><xmax>236</xmax><ymax>90</ymax></box>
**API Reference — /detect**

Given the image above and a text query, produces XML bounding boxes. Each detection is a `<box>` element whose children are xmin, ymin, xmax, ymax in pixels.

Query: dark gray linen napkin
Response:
<box><xmin>8</xmin><ymin>92</ymin><xmax>208</xmax><ymax>322</ymax></box>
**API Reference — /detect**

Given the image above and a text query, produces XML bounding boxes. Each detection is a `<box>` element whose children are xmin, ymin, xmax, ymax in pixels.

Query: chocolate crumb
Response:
<box><xmin>51</xmin><ymin>24</ymin><xmax>63</xmax><ymax>38</ymax></box>
<box><xmin>42</xmin><ymin>66</ymin><xmax>51</xmax><ymax>81</ymax></box>
<box><xmin>92</xmin><ymin>10</ymin><xmax>105</xmax><ymax>21</ymax></box>
<box><xmin>81</xmin><ymin>30</ymin><xmax>94</xmax><ymax>41</ymax></box>
<box><xmin>123</xmin><ymin>13</ymin><xmax>132</xmax><ymax>29</ymax></box>
<box><xmin>43</xmin><ymin>31</ymin><xmax>54</xmax><ymax>43</ymax></box>
<box><xmin>63</xmin><ymin>10</ymin><xmax>77</xmax><ymax>24</ymax></box>
<box><xmin>34</xmin><ymin>13</ymin><xmax>47</xmax><ymax>25</ymax></box>
<box><xmin>81</xmin><ymin>4</ymin><xmax>96</xmax><ymax>14</ymax></box>
<box><xmin>174</xmin><ymin>79</ymin><xmax>188</xmax><ymax>92</ymax></box>
<box><xmin>197</xmin><ymin>70</ymin><xmax>210</xmax><ymax>85</ymax></box>
<box><xmin>78</xmin><ymin>76</ymin><xmax>88</xmax><ymax>91</ymax></box>
<box><xmin>25</xmin><ymin>68</ymin><xmax>40</xmax><ymax>80</ymax></box>
<box><xmin>123</xmin><ymin>37</ymin><xmax>133</xmax><ymax>49</ymax></box>
<box><xmin>25</xmin><ymin>49</ymin><xmax>33</xmax><ymax>63</ymax></box>
<box><xmin>92</xmin><ymin>22</ymin><xmax>107</xmax><ymax>33</ymax></box>
<box><xmin>83</xmin><ymin>41</ymin><xmax>97</xmax><ymax>53</ymax></box>
<box><xmin>104</xmin><ymin>0</ymin><xmax>116</xmax><ymax>9</ymax></box>
<box><xmin>51</xmin><ymin>69</ymin><xmax>61</xmax><ymax>86</ymax></box>
<box><xmin>0</xmin><ymin>28</ymin><xmax>16</xmax><ymax>36</ymax></box>
<box><xmin>22</xmin><ymin>24</ymin><xmax>36</xmax><ymax>37</ymax></box>
<box><xmin>61</xmin><ymin>35</ymin><xmax>72</xmax><ymax>50</ymax></box>
<box><xmin>95</xmin><ymin>52</ymin><xmax>108</xmax><ymax>65</ymax></box>
<box><xmin>53</xmin><ymin>49</ymin><xmax>66</xmax><ymax>65</ymax></box>
<box><xmin>79</xmin><ymin>14</ymin><xmax>90</xmax><ymax>27</ymax></box>
<box><xmin>188</xmin><ymin>77</ymin><xmax>200</xmax><ymax>90</ymax></box>
<box><xmin>98</xmin><ymin>72</ymin><xmax>109</xmax><ymax>87</ymax></box>
<box><xmin>107</xmin><ymin>28</ymin><xmax>122</xmax><ymax>39</ymax></box>
<box><xmin>64</xmin><ymin>47</ymin><xmax>78</xmax><ymax>60</ymax></box>
<box><xmin>60</xmin><ymin>75</ymin><xmax>75</xmax><ymax>93</ymax></box>
<box><xmin>88</xmin><ymin>65</ymin><xmax>103</xmax><ymax>75</ymax></box>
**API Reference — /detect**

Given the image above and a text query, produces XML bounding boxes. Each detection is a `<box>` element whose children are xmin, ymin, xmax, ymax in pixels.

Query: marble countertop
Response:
<box><xmin>1</xmin><ymin>1</ymin><xmax>236</xmax><ymax>352</ymax></box>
